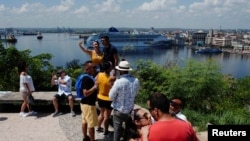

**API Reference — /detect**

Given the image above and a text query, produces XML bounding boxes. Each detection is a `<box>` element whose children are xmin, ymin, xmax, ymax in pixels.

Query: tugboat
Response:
<box><xmin>195</xmin><ymin>47</ymin><xmax>222</xmax><ymax>54</ymax></box>
<box><xmin>6</xmin><ymin>34</ymin><xmax>17</xmax><ymax>43</ymax></box>
<box><xmin>37</xmin><ymin>32</ymin><xmax>43</xmax><ymax>40</ymax></box>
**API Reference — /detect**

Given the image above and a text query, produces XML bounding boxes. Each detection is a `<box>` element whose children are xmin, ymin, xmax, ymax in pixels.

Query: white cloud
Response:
<box><xmin>189</xmin><ymin>0</ymin><xmax>250</xmax><ymax>16</ymax></box>
<box><xmin>47</xmin><ymin>0</ymin><xmax>74</xmax><ymax>12</ymax></box>
<box><xmin>138</xmin><ymin>0</ymin><xmax>176</xmax><ymax>11</ymax></box>
<box><xmin>93</xmin><ymin>0</ymin><xmax>120</xmax><ymax>13</ymax></box>
<box><xmin>74</xmin><ymin>6</ymin><xmax>89</xmax><ymax>14</ymax></box>
<box><xmin>11</xmin><ymin>3</ymin><xmax>29</xmax><ymax>14</ymax></box>
<box><xmin>153</xmin><ymin>15</ymin><xmax>159</xmax><ymax>20</ymax></box>
<box><xmin>175</xmin><ymin>5</ymin><xmax>186</xmax><ymax>13</ymax></box>
<box><xmin>0</xmin><ymin>0</ymin><xmax>249</xmax><ymax>29</ymax></box>
<box><xmin>0</xmin><ymin>4</ymin><xmax>6</xmax><ymax>11</ymax></box>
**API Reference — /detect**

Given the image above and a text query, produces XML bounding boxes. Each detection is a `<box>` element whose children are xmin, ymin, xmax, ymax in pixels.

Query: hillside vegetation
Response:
<box><xmin>1</xmin><ymin>43</ymin><xmax>250</xmax><ymax>130</ymax></box>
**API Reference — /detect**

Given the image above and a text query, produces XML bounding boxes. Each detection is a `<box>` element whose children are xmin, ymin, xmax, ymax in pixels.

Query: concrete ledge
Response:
<box><xmin>0</xmin><ymin>91</ymin><xmax>79</xmax><ymax>101</ymax></box>
<box><xmin>0</xmin><ymin>91</ymin><xmax>81</xmax><ymax>113</ymax></box>
<box><xmin>0</xmin><ymin>91</ymin><xmax>141</xmax><ymax>113</ymax></box>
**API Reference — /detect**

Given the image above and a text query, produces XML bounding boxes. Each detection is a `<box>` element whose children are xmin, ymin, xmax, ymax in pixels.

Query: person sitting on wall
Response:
<box><xmin>51</xmin><ymin>69</ymin><xmax>76</xmax><ymax>117</ymax></box>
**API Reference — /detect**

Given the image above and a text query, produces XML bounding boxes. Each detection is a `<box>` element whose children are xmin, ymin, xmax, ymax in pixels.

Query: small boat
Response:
<box><xmin>6</xmin><ymin>34</ymin><xmax>17</xmax><ymax>43</ymax></box>
<box><xmin>195</xmin><ymin>47</ymin><xmax>222</xmax><ymax>54</ymax></box>
<box><xmin>23</xmin><ymin>32</ymin><xmax>37</xmax><ymax>35</ymax></box>
<box><xmin>150</xmin><ymin>40</ymin><xmax>172</xmax><ymax>49</ymax></box>
<box><xmin>37</xmin><ymin>32</ymin><xmax>43</xmax><ymax>40</ymax></box>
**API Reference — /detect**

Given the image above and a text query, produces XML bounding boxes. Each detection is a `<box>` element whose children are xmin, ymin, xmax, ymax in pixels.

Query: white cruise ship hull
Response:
<box><xmin>85</xmin><ymin>27</ymin><xmax>172</xmax><ymax>51</ymax></box>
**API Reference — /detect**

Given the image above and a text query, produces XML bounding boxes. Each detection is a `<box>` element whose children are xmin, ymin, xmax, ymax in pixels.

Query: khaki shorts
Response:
<box><xmin>80</xmin><ymin>104</ymin><xmax>98</xmax><ymax>128</ymax></box>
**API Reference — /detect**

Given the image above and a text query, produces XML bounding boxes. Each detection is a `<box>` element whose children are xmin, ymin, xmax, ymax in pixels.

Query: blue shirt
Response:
<box><xmin>109</xmin><ymin>74</ymin><xmax>140</xmax><ymax>114</ymax></box>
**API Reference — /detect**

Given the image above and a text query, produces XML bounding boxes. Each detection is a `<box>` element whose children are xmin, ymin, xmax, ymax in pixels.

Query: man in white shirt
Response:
<box><xmin>169</xmin><ymin>98</ymin><xmax>188</xmax><ymax>121</ymax></box>
<box><xmin>109</xmin><ymin>60</ymin><xmax>140</xmax><ymax>141</ymax></box>
<box><xmin>51</xmin><ymin>69</ymin><xmax>75</xmax><ymax>117</ymax></box>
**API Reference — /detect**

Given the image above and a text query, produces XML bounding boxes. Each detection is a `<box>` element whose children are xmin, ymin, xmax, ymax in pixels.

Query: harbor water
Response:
<box><xmin>3</xmin><ymin>33</ymin><xmax>250</xmax><ymax>78</ymax></box>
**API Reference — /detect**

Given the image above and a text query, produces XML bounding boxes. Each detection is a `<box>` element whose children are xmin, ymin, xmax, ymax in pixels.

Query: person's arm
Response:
<box><xmin>51</xmin><ymin>72</ymin><xmax>57</xmax><ymax>85</ymax></box>
<box><xmin>114</xmin><ymin>53</ymin><xmax>119</xmax><ymax>66</ymax></box>
<box><xmin>24</xmin><ymin>83</ymin><xmax>31</xmax><ymax>94</ymax></box>
<box><xmin>58</xmin><ymin>77</ymin><xmax>66</xmax><ymax>84</ymax></box>
<box><xmin>112</xmin><ymin>51</ymin><xmax>119</xmax><ymax>76</ymax></box>
<box><xmin>82</xmin><ymin>77</ymin><xmax>98</xmax><ymax>97</ymax></box>
<box><xmin>78</xmin><ymin>40</ymin><xmax>91</xmax><ymax>55</ymax></box>
<box><xmin>83</xmin><ymin>85</ymin><xmax>97</xmax><ymax>97</ymax></box>
<box><xmin>95</xmin><ymin>73</ymin><xmax>99</xmax><ymax>89</ymax></box>
<box><xmin>140</xmin><ymin>125</ymin><xmax>150</xmax><ymax>141</ymax></box>
<box><xmin>108</xmin><ymin>80</ymin><xmax>119</xmax><ymax>100</ymax></box>
<box><xmin>109</xmin><ymin>76</ymin><xmax>116</xmax><ymax>86</ymax></box>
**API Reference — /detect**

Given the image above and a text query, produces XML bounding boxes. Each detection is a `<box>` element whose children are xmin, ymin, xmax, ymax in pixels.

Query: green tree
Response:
<box><xmin>234</xmin><ymin>76</ymin><xmax>250</xmax><ymax>107</ymax></box>
<box><xmin>133</xmin><ymin>59</ymin><xmax>250</xmax><ymax>130</ymax></box>
<box><xmin>0</xmin><ymin>43</ymin><xmax>54</xmax><ymax>91</ymax></box>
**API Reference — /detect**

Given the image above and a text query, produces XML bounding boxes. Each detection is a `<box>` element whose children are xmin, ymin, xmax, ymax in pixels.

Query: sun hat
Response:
<box><xmin>115</xmin><ymin>60</ymin><xmax>133</xmax><ymax>71</ymax></box>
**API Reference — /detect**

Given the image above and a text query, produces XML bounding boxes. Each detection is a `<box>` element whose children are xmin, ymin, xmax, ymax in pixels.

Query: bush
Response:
<box><xmin>133</xmin><ymin>59</ymin><xmax>250</xmax><ymax>131</ymax></box>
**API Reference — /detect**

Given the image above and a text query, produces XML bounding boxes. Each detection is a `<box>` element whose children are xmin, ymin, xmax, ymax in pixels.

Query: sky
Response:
<box><xmin>0</xmin><ymin>0</ymin><xmax>249</xmax><ymax>29</ymax></box>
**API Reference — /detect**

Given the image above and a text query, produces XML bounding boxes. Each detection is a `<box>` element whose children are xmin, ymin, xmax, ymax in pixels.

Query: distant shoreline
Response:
<box><xmin>186</xmin><ymin>46</ymin><xmax>250</xmax><ymax>55</ymax></box>
<box><xmin>222</xmin><ymin>48</ymin><xmax>250</xmax><ymax>55</ymax></box>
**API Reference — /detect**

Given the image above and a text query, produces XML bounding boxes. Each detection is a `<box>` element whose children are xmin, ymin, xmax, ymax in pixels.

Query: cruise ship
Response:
<box><xmin>85</xmin><ymin>27</ymin><xmax>171</xmax><ymax>51</ymax></box>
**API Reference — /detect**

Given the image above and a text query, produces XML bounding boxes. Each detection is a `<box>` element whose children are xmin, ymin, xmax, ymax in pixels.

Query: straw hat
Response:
<box><xmin>115</xmin><ymin>60</ymin><xmax>133</xmax><ymax>71</ymax></box>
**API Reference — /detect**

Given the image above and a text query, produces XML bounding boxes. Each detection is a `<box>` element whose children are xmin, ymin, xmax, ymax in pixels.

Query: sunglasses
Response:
<box><xmin>135</xmin><ymin>111</ymin><xmax>149</xmax><ymax>121</ymax></box>
<box><xmin>139</xmin><ymin>112</ymin><xmax>149</xmax><ymax>120</ymax></box>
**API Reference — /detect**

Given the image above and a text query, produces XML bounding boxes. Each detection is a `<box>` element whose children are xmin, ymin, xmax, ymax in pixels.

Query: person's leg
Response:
<box><xmin>27</xmin><ymin>103</ymin><xmax>31</xmax><ymax>112</ymax></box>
<box><xmin>53</xmin><ymin>96</ymin><xmax>59</xmax><ymax>111</ymax></box>
<box><xmin>82</xmin><ymin>122</ymin><xmax>88</xmax><ymax>138</ymax></box>
<box><xmin>67</xmin><ymin>94</ymin><xmax>74</xmax><ymax>111</ymax></box>
<box><xmin>27</xmin><ymin>94</ymin><xmax>34</xmax><ymax>112</ymax></box>
<box><xmin>113</xmin><ymin>110</ymin><xmax>126</xmax><ymax>141</ymax></box>
<box><xmin>88</xmin><ymin>127</ymin><xmax>95</xmax><ymax>141</ymax></box>
<box><xmin>97</xmin><ymin>107</ymin><xmax>104</xmax><ymax>132</ymax></box>
<box><xmin>103</xmin><ymin>101</ymin><xmax>113</xmax><ymax>134</ymax></box>
<box><xmin>52</xmin><ymin>94</ymin><xmax>60</xmax><ymax>116</ymax></box>
<box><xmin>124</xmin><ymin>116</ymin><xmax>133</xmax><ymax>141</ymax></box>
<box><xmin>86</xmin><ymin>105</ymin><xmax>98</xmax><ymax>141</ymax></box>
<box><xmin>103</xmin><ymin>108</ymin><xmax>112</xmax><ymax>133</ymax></box>
<box><xmin>20</xmin><ymin>92</ymin><xmax>28</xmax><ymax>116</ymax></box>
<box><xmin>81</xmin><ymin>104</ymin><xmax>89</xmax><ymax>140</ymax></box>
<box><xmin>26</xmin><ymin>103</ymin><xmax>37</xmax><ymax>116</ymax></box>
<box><xmin>67</xmin><ymin>94</ymin><xmax>75</xmax><ymax>116</ymax></box>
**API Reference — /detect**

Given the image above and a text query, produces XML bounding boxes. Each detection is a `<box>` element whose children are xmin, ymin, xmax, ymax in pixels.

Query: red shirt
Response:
<box><xmin>148</xmin><ymin>119</ymin><xmax>199</xmax><ymax>141</ymax></box>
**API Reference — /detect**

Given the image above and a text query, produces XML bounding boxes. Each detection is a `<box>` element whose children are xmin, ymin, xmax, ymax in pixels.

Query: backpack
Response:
<box><xmin>75</xmin><ymin>73</ymin><xmax>94</xmax><ymax>98</ymax></box>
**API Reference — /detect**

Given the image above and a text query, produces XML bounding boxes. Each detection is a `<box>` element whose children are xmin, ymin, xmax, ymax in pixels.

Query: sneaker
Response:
<box><xmin>71</xmin><ymin>111</ymin><xmax>76</xmax><ymax>117</ymax></box>
<box><xmin>83</xmin><ymin>136</ymin><xmax>90</xmax><ymax>141</ymax></box>
<box><xmin>52</xmin><ymin>111</ymin><xmax>60</xmax><ymax>117</ymax></box>
<box><xmin>19</xmin><ymin>112</ymin><xmax>28</xmax><ymax>117</ymax></box>
<box><xmin>103</xmin><ymin>132</ymin><xmax>113</xmax><ymax>140</ymax></box>
<box><xmin>104</xmin><ymin>131</ymin><xmax>111</xmax><ymax>136</ymax></box>
<box><xmin>96</xmin><ymin>127</ymin><xmax>104</xmax><ymax>132</ymax></box>
<box><xmin>27</xmin><ymin>111</ymin><xmax>38</xmax><ymax>116</ymax></box>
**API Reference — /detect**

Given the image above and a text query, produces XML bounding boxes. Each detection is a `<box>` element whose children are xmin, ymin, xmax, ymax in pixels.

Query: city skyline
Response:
<box><xmin>0</xmin><ymin>0</ymin><xmax>249</xmax><ymax>29</ymax></box>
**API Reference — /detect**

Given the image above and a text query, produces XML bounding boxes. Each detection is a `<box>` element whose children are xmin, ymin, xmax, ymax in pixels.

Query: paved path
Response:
<box><xmin>0</xmin><ymin>113</ymin><xmax>68</xmax><ymax>141</ymax></box>
<box><xmin>0</xmin><ymin>91</ymin><xmax>207</xmax><ymax>141</ymax></box>
<box><xmin>0</xmin><ymin>113</ymin><xmax>114</xmax><ymax>141</ymax></box>
<box><xmin>0</xmin><ymin>92</ymin><xmax>113</xmax><ymax>141</ymax></box>
<box><xmin>0</xmin><ymin>112</ymin><xmax>207</xmax><ymax>141</ymax></box>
